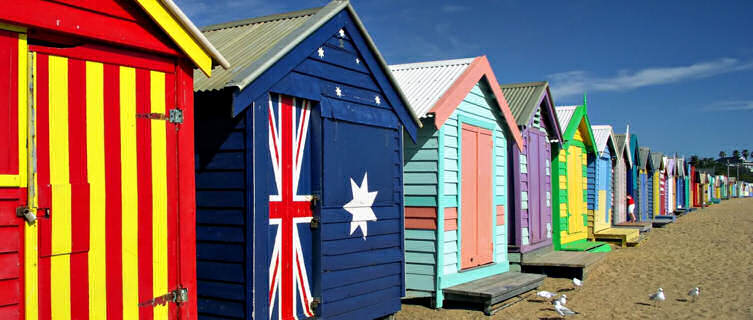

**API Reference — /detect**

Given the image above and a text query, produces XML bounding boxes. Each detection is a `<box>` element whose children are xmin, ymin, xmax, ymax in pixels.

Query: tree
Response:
<box><xmin>733</xmin><ymin>150</ymin><xmax>740</xmax><ymax>158</ymax></box>
<box><xmin>743</xmin><ymin>149</ymin><xmax>749</xmax><ymax>159</ymax></box>
<box><xmin>719</xmin><ymin>151</ymin><xmax>726</xmax><ymax>159</ymax></box>
<box><xmin>690</xmin><ymin>155</ymin><xmax>699</xmax><ymax>165</ymax></box>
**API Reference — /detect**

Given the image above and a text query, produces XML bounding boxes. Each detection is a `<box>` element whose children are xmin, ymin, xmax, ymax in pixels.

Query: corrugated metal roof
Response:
<box><xmin>614</xmin><ymin>134</ymin><xmax>633</xmax><ymax>166</ymax></box>
<box><xmin>639</xmin><ymin>147</ymin><xmax>650</xmax><ymax>170</ymax></box>
<box><xmin>555</xmin><ymin>105</ymin><xmax>577</xmax><ymax>132</ymax></box>
<box><xmin>193</xmin><ymin>7</ymin><xmax>319</xmax><ymax>91</ymax></box>
<box><xmin>499</xmin><ymin>81</ymin><xmax>548</xmax><ymax>125</ymax></box>
<box><xmin>651</xmin><ymin>153</ymin><xmax>663</xmax><ymax>170</ymax></box>
<box><xmin>591</xmin><ymin>125</ymin><xmax>613</xmax><ymax>154</ymax></box>
<box><xmin>388</xmin><ymin>58</ymin><xmax>474</xmax><ymax>118</ymax></box>
<box><xmin>677</xmin><ymin>158</ymin><xmax>685</xmax><ymax>176</ymax></box>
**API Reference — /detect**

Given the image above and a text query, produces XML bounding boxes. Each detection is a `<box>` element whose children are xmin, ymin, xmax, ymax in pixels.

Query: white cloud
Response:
<box><xmin>704</xmin><ymin>100</ymin><xmax>753</xmax><ymax>111</ymax></box>
<box><xmin>548</xmin><ymin>58</ymin><xmax>753</xmax><ymax>99</ymax></box>
<box><xmin>441</xmin><ymin>5</ymin><xmax>471</xmax><ymax>13</ymax></box>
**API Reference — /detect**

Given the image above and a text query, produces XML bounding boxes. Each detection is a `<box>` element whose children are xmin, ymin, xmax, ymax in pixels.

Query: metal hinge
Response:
<box><xmin>309</xmin><ymin>297</ymin><xmax>321</xmax><ymax>314</ymax></box>
<box><xmin>136</xmin><ymin>109</ymin><xmax>183</xmax><ymax>124</ymax></box>
<box><xmin>139</xmin><ymin>287</ymin><xmax>188</xmax><ymax>307</ymax></box>
<box><xmin>310</xmin><ymin>194</ymin><xmax>320</xmax><ymax>229</ymax></box>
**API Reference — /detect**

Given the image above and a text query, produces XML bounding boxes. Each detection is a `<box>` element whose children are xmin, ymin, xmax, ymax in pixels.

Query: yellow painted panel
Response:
<box><xmin>134</xmin><ymin>0</ymin><xmax>212</xmax><ymax>75</ymax></box>
<box><xmin>594</xmin><ymin>190</ymin><xmax>608</xmax><ymax>232</ymax></box>
<box><xmin>119</xmin><ymin>66</ymin><xmax>139</xmax><ymax>320</ymax></box>
<box><xmin>150</xmin><ymin>71</ymin><xmax>169</xmax><ymax>320</ymax></box>
<box><xmin>86</xmin><ymin>61</ymin><xmax>108</xmax><ymax>319</ymax></box>
<box><xmin>25</xmin><ymin>52</ymin><xmax>38</xmax><ymax>320</ymax></box>
<box><xmin>48</xmin><ymin>55</ymin><xmax>72</xmax><ymax>320</ymax></box>
<box><xmin>0</xmin><ymin>33</ymin><xmax>28</xmax><ymax>187</ymax></box>
<box><xmin>565</xmin><ymin>146</ymin><xmax>586</xmax><ymax>242</ymax></box>
<box><xmin>572</xmin><ymin>122</ymin><xmax>584</xmax><ymax>142</ymax></box>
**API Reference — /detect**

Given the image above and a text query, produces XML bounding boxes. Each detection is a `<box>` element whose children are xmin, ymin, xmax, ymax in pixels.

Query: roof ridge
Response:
<box><xmin>389</xmin><ymin>57</ymin><xmax>476</xmax><ymax>71</ymax></box>
<box><xmin>201</xmin><ymin>7</ymin><xmax>322</xmax><ymax>32</ymax></box>
<box><xmin>498</xmin><ymin>81</ymin><xmax>548</xmax><ymax>88</ymax></box>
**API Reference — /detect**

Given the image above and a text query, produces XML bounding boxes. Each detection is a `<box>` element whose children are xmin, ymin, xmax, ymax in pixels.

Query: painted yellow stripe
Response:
<box><xmin>25</xmin><ymin>52</ymin><xmax>38</xmax><ymax>320</ymax></box>
<box><xmin>48</xmin><ymin>54</ymin><xmax>72</xmax><ymax>320</ymax></box>
<box><xmin>134</xmin><ymin>0</ymin><xmax>212</xmax><ymax>76</ymax></box>
<box><xmin>86</xmin><ymin>61</ymin><xmax>107</xmax><ymax>319</ymax></box>
<box><xmin>18</xmin><ymin>33</ymin><xmax>27</xmax><ymax>187</ymax></box>
<box><xmin>150</xmin><ymin>70</ymin><xmax>168</xmax><ymax>320</ymax></box>
<box><xmin>119</xmin><ymin>66</ymin><xmax>139</xmax><ymax>319</ymax></box>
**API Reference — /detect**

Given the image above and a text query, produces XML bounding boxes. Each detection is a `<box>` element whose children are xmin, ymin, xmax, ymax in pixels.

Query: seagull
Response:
<box><xmin>688</xmin><ymin>287</ymin><xmax>700</xmax><ymax>302</ymax></box>
<box><xmin>537</xmin><ymin>291</ymin><xmax>557</xmax><ymax>300</ymax></box>
<box><xmin>555</xmin><ymin>294</ymin><xmax>567</xmax><ymax>306</ymax></box>
<box><xmin>573</xmin><ymin>278</ymin><xmax>583</xmax><ymax>289</ymax></box>
<box><xmin>649</xmin><ymin>288</ymin><xmax>665</xmax><ymax>306</ymax></box>
<box><xmin>554</xmin><ymin>300</ymin><xmax>578</xmax><ymax>317</ymax></box>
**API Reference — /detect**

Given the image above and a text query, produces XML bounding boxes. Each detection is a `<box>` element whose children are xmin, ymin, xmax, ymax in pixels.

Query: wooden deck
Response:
<box><xmin>652</xmin><ymin>215</ymin><xmax>675</xmax><ymax>227</ymax></box>
<box><xmin>593</xmin><ymin>227</ymin><xmax>642</xmax><ymax>247</ymax></box>
<box><xmin>614</xmin><ymin>221</ymin><xmax>652</xmax><ymax>233</ymax></box>
<box><xmin>519</xmin><ymin>248</ymin><xmax>606</xmax><ymax>280</ymax></box>
<box><xmin>443</xmin><ymin>272</ymin><xmax>546</xmax><ymax>316</ymax></box>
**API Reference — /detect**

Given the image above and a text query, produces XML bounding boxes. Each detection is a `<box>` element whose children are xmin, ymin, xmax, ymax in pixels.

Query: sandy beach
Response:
<box><xmin>396</xmin><ymin>197</ymin><xmax>753</xmax><ymax>319</ymax></box>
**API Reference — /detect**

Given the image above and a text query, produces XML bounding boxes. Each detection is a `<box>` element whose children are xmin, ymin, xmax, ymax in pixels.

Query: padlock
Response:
<box><xmin>16</xmin><ymin>207</ymin><xmax>37</xmax><ymax>224</ymax></box>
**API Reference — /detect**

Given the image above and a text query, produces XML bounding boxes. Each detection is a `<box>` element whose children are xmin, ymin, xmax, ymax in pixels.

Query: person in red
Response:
<box><xmin>627</xmin><ymin>195</ymin><xmax>637</xmax><ymax>221</ymax></box>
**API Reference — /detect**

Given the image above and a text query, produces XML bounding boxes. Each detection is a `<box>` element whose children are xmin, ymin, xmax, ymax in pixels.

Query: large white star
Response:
<box><xmin>343</xmin><ymin>173</ymin><xmax>378</xmax><ymax>239</ymax></box>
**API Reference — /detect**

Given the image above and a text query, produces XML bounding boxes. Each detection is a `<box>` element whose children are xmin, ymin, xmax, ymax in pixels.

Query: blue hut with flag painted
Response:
<box><xmin>192</xmin><ymin>1</ymin><xmax>420</xmax><ymax>319</ymax></box>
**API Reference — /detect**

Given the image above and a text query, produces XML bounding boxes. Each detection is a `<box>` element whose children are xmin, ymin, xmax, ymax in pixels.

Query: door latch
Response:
<box><xmin>139</xmin><ymin>287</ymin><xmax>188</xmax><ymax>307</ymax></box>
<box><xmin>16</xmin><ymin>206</ymin><xmax>36</xmax><ymax>224</ymax></box>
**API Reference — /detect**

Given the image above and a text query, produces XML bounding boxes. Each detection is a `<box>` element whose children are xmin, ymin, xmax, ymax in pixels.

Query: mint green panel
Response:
<box><xmin>404</xmin><ymin>127</ymin><xmax>440</xmax><ymax>201</ymax></box>
<box><xmin>405</xmin><ymin>229</ymin><xmax>437</xmax><ymax>293</ymax></box>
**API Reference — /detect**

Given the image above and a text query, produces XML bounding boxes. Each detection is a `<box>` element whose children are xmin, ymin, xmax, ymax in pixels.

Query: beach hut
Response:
<box><xmin>651</xmin><ymin>153</ymin><xmax>666</xmax><ymax>215</ymax></box>
<box><xmin>691</xmin><ymin>164</ymin><xmax>702</xmax><ymax>208</ymax></box>
<box><xmin>628</xmin><ymin>133</ymin><xmax>641</xmax><ymax>217</ymax></box>
<box><xmin>552</xmin><ymin>103</ymin><xmax>610</xmax><ymax>252</ymax></box>
<box><xmin>685</xmin><ymin>162</ymin><xmax>693</xmax><ymax>209</ymax></box>
<box><xmin>676</xmin><ymin>158</ymin><xmax>686</xmax><ymax>210</ymax></box>
<box><xmin>499</xmin><ymin>82</ymin><xmax>563</xmax><ymax>256</ymax></box>
<box><xmin>638</xmin><ymin>148</ymin><xmax>652</xmax><ymax>219</ymax></box>
<box><xmin>192</xmin><ymin>2</ymin><xmax>421</xmax><ymax>319</ymax></box>
<box><xmin>586</xmin><ymin>126</ymin><xmax>639</xmax><ymax>246</ymax></box>
<box><xmin>391</xmin><ymin>58</ymin><xmax>546</xmax><ymax>312</ymax></box>
<box><xmin>0</xmin><ymin>2</ymin><xmax>227</xmax><ymax>319</ymax></box>
<box><xmin>613</xmin><ymin>133</ymin><xmax>633</xmax><ymax>224</ymax></box>
<box><xmin>663</xmin><ymin>157</ymin><xmax>675</xmax><ymax>214</ymax></box>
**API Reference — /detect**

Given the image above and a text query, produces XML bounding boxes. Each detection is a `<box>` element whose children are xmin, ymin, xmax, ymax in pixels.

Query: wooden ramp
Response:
<box><xmin>614</xmin><ymin>221</ymin><xmax>652</xmax><ymax>233</ymax></box>
<box><xmin>443</xmin><ymin>272</ymin><xmax>545</xmax><ymax>316</ymax></box>
<box><xmin>593</xmin><ymin>227</ymin><xmax>641</xmax><ymax>247</ymax></box>
<box><xmin>519</xmin><ymin>248</ymin><xmax>606</xmax><ymax>280</ymax></box>
<box><xmin>652</xmin><ymin>215</ymin><xmax>675</xmax><ymax>227</ymax></box>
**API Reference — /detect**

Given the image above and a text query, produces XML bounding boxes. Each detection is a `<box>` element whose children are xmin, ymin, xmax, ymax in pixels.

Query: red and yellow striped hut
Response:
<box><xmin>0</xmin><ymin>1</ymin><xmax>226</xmax><ymax>319</ymax></box>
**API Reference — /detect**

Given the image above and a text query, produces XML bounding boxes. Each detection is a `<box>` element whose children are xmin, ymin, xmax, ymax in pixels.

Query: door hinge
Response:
<box><xmin>139</xmin><ymin>287</ymin><xmax>188</xmax><ymax>307</ymax></box>
<box><xmin>310</xmin><ymin>194</ymin><xmax>320</xmax><ymax>229</ymax></box>
<box><xmin>309</xmin><ymin>297</ymin><xmax>321</xmax><ymax>314</ymax></box>
<box><xmin>136</xmin><ymin>109</ymin><xmax>183</xmax><ymax>124</ymax></box>
<box><xmin>16</xmin><ymin>206</ymin><xmax>36</xmax><ymax>224</ymax></box>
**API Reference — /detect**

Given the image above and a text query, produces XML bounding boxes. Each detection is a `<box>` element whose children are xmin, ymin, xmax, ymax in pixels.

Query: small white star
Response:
<box><xmin>343</xmin><ymin>173</ymin><xmax>378</xmax><ymax>239</ymax></box>
<box><xmin>338</xmin><ymin>29</ymin><xmax>345</xmax><ymax>38</ymax></box>
<box><xmin>335</xmin><ymin>87</ymin><xmax>342</xmax><ymax>97</ymax></box>
<box><xmin>355</xmin><ymin>58</ymin><xmax>360</xmax><ymax>64</ymax></box>
<box><xmin>374</xmin><ymin>96</ymin><xmax>381</xmax><ymax>105</ymax></box>
<box><xmin>317</xmin><ymin>47</ymin><xmax>324</xmax><ymax>58</ymax></box>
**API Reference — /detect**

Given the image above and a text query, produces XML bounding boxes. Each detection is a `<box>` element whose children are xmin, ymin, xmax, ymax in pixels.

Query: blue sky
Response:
<box><xmin>175</xmin><ymin>0</ymin><xmax>753</xmax><ymax>158</ymax></box>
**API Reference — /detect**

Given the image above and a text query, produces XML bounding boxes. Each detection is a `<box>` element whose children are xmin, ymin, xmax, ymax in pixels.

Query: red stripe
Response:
<box><xmin>294</xmin><ymin>254</ymin><xmax>312</xmax><ymax>316</ymax></box>
<box><xmin>163</xmin><ymin>71</ymin><xmax>179</xmax><ymax>319</ymax></box>
<box><xmin>67</xmin><ymin>58</ymin><xmax>90</xmax><ymax>319</ymax></box>
<box><xmin>103</xmin><ymin>63</ymin><xmax>124</xmax><ymax>320</ymax></box>
<box><xmin>0</xmin><ymin>30</ymin><xmax>19</xmax><ymax>175</ymax></box>
<box><xmin>135</xmin><ymin>68</ymin><xmax>154</xmax><ymax>320</ymax></box>
<box><xmin>269</xmin><ymin>256</ymin><xmax>279</xmax><ymax>304</ymax></box>
<box><xmin>34</xmin><ymin>53</ymin><xmax>52</xmax><ymax>320</ymax></box>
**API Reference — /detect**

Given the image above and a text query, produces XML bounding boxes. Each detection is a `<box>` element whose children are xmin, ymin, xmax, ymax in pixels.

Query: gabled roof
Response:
<box><xmin>389</xmin><ymin>56</ymin><xmax>524</xmax><ymax>150</ymax></box>
<box><xmin>614</xmin><ymin>134</ymin><xmax>633</xmax><ymax>167</ymax></box>
<box><xmin>194</xmin><ymin>0</ymin><xmax>421</xmax><ymax>126</ymax></box>
<box><xmin>555</xmin><ymin>104</ymin><xmax>598</xmax><ymax>155</ymax></box>
<box><xmin>136</xmin><ymin>0</ymin><xmax>229</xmax><ymax>75</ymax></box>
<box><xmin>651</xmin><ymin>153</ymin><xmax>664</xmax><ymax>170</ymax></box>
<box><xmin>591</xmin><ymin>125</ymin><xmax>616</xmax><ymax>156</ymax></box>
<box><xmin>499</xmin><ymin>81</ymin><xmax>563</xmax><ymax>142</ymax></box>
<box><xmin>639</xmin><ymin>147</ymin><xmax>651</xmax><ymax>170</ymax></box>
<box><xmin>677</xmin><ymin>158</ymin><xmax>685</xmax><ymax>176</ymax></box>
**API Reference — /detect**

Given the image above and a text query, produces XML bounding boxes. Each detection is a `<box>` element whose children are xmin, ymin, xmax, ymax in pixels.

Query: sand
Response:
<box><xmin>396</xmin><ymin>198</ymin><xmax>753</xmax><ymax>319</ymax></box>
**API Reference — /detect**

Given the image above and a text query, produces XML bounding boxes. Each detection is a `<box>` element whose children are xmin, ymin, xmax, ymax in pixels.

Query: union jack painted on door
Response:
<box><xmin>267</xmin><ymin>94</ymin><xmax>315</xmax><ymax>320</ymax></box>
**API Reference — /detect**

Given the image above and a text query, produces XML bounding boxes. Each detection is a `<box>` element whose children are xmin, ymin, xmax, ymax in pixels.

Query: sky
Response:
<box><xmin>174</xmin><ymin>0</ymin><xmax>753</xmax><ymax>159</ymax></box>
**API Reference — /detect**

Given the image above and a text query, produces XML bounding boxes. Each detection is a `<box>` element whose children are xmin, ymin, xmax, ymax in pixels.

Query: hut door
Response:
<box><xmin>566</xmin><ymin>146</ymin><xmax>584</xmax><ymax>235</ymax></box>
<box><xmin>528</xmin><ymin>132</ymin><xmax>547</xmax><ymax>244</ymax></box>
<box><xmin>31</xmin><ymin>47</ymin><xmax>182</xmax><ymax>319</ymax></box>
<box><xmin>460</xmin><ymin>123</ymin><xmax>493</xmax><ymax>269</ymax></box>
<box><xmin>0</xmin><ymin>28</ymin><xmax>27</xmax><ymax>320</ymax></box>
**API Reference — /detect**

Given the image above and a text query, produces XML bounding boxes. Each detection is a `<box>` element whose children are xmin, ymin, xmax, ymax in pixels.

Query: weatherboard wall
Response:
<box><xmin>588</xmin><ymin>146</ymin><xmax>612</xmax><ymax>238</ymax></box>
<box><xmin>195</xmin><ymin>11</ymin><xmax>418</xmax><ymax>320</ymax></box>
<box><xmin>552</xmin><ymin>120</ymin><xmax>592</xmax><ymax>249</ymax></box>
<box><xmin>403</xmin><ymin>81</ymin><xmax>511</xmax><ymax>308</ymax></box>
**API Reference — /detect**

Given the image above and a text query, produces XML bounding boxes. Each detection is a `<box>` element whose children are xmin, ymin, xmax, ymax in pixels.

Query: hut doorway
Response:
<box><xmin>460</xmin><ymin>123</ymin><xmax>494</xmax><ymax>269</ymax></box>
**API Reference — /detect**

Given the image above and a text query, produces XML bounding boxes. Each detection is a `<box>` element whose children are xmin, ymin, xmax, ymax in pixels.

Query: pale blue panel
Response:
<box><xmin>405</xmin><ymin>229</ymin><xmax>436</xmax><ymax>241</ymax></box>
<box><xmin>444</xmin><ymin>230</ymin><xmax>457</xmax><ymax>242</ymax></box>
<box><xmin>444</xmin><ymin>171</ymin><xmax>458</xmax><ymax>183</ymax></box>
<box><xmin>406</xmin><ymin>274</ymin><xmax>436</xmax><ymax>291</ymax></box>
<box><xmin>404</xmin><ymin>172</ymin><xmax>438</xmax><ymax>184</ymax></box>
<box><xmin>406</xmin><ymin>251</ymin><xmax>436</xmax><ymax>265</ymax></box>
<box><xmin>404</xmin><ymin>160</ymin><xmax>438</xmax><ymax>172</ymax></box>
<box><xmin>406</xmin><ymin>239</ymin><xmax>436</xmax><ymax>253</ymax></box>
<box><xmin>405</xmin><ymin>185</ymin><xmax>438</xmax><ymax>196</ymax></box>
<box><xmin>406</xmin><ymin>263</ymin><xmax>435</xmax><ymax>276</ymax></box>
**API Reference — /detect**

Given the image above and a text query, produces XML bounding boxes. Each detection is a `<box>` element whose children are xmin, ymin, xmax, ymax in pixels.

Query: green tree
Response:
<box><xmin>743</xmin><ymin>149</ymin><xmax>749</xmax><ymax>159</ymax></box>
<box><xmin>733</xmin><ymin>150</ymin><xmax>740</xmax><ymax>158</ymax></box>
<box><xmin>719</xmin><ymin>151</ymin><xmax>726</xmax><ymax>159</ymax></box>
<box><xmin>690</xmin><ymin>155</ymin><xmax>699</xmax><ymax>165</ymax></box>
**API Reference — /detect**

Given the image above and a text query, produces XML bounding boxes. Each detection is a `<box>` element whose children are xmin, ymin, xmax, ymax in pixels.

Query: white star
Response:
<box><xmin>374</xmin><ymin>96</ymin><xmax>381</xmax><ymax>105</ymax></box>
<box><xmin>317</xmin><ymin>47</ymin><xmax>324</xmax><ymax>58</ymax></box>
<box><xmin>355</xmin><ymin>58</ymin><xmax>360</xmax><ymax>64</ymax></box>
<box><xmin>335</xmin><ymin>86</ymin><xmax>342</xmax><ymax>97</ymax></box>
<box><xmin>343</xmin><ymin>173</ymin><xmax>378</xmax><ymax>239</ymax></box>
<box><xmin>338</xmin><ymin>29</ymin><xmax>345</xmax><ymax>38</ymax></box>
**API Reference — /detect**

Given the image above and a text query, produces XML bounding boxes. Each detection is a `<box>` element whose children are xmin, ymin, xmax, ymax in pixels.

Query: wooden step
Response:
<box><xmin>443</xmin><ymin>272</ymin><xmax>546</xmax><ymax>316</ymax></box>
<box><xmin>520</xmin><ymin>250</ymin><xmax>606</xmax><ymax>280</ymax></box>
<box><xmin>593</xmin><ymin>227</ymin><xmax>640</xmax><ymax>248</ymax></box>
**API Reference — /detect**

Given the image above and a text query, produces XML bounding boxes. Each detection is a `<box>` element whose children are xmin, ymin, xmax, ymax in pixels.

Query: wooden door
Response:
<box><xmin>528</xmin><ymin>133</ymin><xmax>542</xmax><ymax>243</ymax></box>
<box><xmin>460</xmin><ymin>123</ymin><xmax>493</xmax><ymax>269</ymax></box>
<box><xmin>31</xmin><ymin>46</ymin><xmax>181</xmax><ymax>319</ymax></box>
<box><xmin>566</xmin><ymin>146</ymin><xmax>585</xmax><ymax>236</ymax></box>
